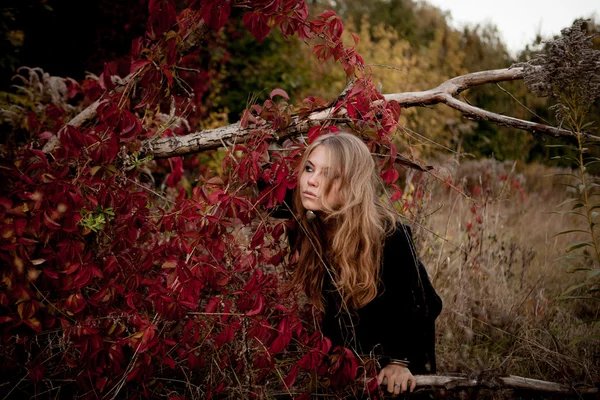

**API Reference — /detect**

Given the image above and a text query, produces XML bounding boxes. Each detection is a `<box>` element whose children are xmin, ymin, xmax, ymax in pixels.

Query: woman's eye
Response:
<box><xmin>304</xmin><ymin>165</ymin><xmax>313</xmax><ymax>173</ymax></box>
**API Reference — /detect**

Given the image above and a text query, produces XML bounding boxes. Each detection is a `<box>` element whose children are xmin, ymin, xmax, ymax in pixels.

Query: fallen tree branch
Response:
<box><xmin>383</xmin><ymin>67</ymin><xmax>529</xmax><ymax>107</ymax></box>
<box><xmin>138</xmin><ymin>109</ymin><xmax>340</xmax><ymax>159</ymax></box>
<box><xmin>48</xmin><ymin>67</ymin><xmax>600</xmax><ymax>160</ymax></box>
<box><xmin>383</xmin><ymin>67</ymin><xmax>596</xmax><ymax>140</ymax></box>
<box><xmin>137</xmin><ymin>67</ymin><xmax>599</xmax><ymax>160</ymax></box>
<box><xmin>414</xmin><ymin>374</ymin><xmax>598</xmax><ymax>395</ymax></box>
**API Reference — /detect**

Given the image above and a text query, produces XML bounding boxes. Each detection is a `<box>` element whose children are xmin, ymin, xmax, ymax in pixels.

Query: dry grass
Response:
<box><xmin>410</xmin><ymin>157</ymin><xmax>599</xmax><ymax>390</ymax></box>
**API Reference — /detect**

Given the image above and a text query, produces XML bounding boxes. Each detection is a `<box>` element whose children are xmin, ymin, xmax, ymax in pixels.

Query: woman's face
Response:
<box><xmin>299</xmin><ymin>145</ymin><xmax>343</xmax><ymax>212</ymax></box>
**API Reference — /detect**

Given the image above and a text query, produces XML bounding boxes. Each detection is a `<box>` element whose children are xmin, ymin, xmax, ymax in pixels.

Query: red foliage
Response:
<box><xmin>0</xmin><ymin>0</ymin><xmax>412</xmax><ymax>398</ymax></box>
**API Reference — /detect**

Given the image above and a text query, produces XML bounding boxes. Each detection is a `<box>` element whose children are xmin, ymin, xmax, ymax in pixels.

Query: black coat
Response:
<box><xmin>320</xmin><ymin>224</ymin><xmax>442</xmax><ymax>374</ymax></box>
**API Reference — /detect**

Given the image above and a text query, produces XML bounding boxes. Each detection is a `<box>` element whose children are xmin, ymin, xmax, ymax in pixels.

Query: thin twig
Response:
<box><xmin>495</xmin><ymin>83</ymin><xmax>551</xmax><ymax>124</ymax></box>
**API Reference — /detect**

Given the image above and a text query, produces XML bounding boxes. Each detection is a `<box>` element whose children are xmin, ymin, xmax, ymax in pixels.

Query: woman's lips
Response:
<box><xmin>303</xmin><ymin>191</ymin><xmax>317</xmax><ymax>199</ymax></box>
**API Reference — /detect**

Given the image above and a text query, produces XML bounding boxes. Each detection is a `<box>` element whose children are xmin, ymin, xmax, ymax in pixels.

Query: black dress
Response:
<box><xmin>320</xmin><ymin>224</ymin><xmax>442</xmax><ymax>374</ymax></box>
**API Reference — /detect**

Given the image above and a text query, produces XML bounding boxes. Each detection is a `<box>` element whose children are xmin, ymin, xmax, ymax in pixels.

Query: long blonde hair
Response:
<box><xmin>291</xmin><ymin>132</ymin><xmax>397</xmax><ymax>311</ymax></box>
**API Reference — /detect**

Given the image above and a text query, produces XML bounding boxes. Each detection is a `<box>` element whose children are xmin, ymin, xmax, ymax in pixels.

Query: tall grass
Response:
<box><xmin>411</xmin><ymin>158</ymin><xmax>599</xmax><ymax>387</ymax></box>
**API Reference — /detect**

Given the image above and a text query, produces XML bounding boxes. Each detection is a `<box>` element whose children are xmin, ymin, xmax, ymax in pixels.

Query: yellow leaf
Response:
<box><xmin>27</xmin><ymin>269</ymin><xmax>41</xmax><ymax>281</ymax></box>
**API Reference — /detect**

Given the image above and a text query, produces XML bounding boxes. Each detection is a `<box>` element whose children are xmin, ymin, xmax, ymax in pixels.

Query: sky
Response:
<box><xmin>424</xmin><ymin>0</ymin><xmax>599</xmax><ymax>56</ymax></box>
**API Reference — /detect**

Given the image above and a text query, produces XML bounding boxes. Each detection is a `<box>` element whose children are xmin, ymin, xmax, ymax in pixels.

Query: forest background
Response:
<box><xmin>0</xmin><ymin>0</ymin><xmax>599</xmax><ymax>398</ymax></box>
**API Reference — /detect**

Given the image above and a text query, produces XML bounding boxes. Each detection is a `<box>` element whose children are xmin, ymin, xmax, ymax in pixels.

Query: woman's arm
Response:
<box><xmin>366</xmin><ymin>224</ymin><xmax>441</xmax><ymax>393</ymax></box>
<box><xmin>355</xmin><ymin>224</ymin><xmax>441</xmax><ymax>391</ymax></box>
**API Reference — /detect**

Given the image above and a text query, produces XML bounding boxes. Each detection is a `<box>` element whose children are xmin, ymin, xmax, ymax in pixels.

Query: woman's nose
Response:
<box><xmin>307</xmin><ymin>173</ymin><xmax>318</xmax><ymax>187</ymax></box>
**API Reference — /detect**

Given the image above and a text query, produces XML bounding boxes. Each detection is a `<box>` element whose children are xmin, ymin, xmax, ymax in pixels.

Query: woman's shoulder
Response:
<box><xmin>385</xmin><ymin>222</ymin><xmax>415</xmax><ymax>247</ymax></box>
<box><xmin>381</xmin><ymin>222</ymin><xmax>420</xmax><ymax>266</ymax></box>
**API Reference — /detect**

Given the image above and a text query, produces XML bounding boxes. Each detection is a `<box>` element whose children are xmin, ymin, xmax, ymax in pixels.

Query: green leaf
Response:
<box><xmin>552</xmin><ymin>229</ymin><xmax>590</xmax><ymax>238</ymax></box>
<box><xmin>588</xmin><ymin>269</ymin><xmax>600</xmax><ymax>279</ymax></box>
<box><xmin>544</xmin><ymin>173</ymin><xmax>580</xmax><ymax>179</ymax></box>
<box><xmin>581</xmin><ymin>121</ymin><xmax>596</xmax><ymax>129</ymax></box>
<box><xmin>557</xmin><ymin>295</ymin><xmax>600</xmax><ymax>302</ymax></box>
<box><xmin>567</xmin><ymin>267</ymin><xmax>593</xmax><ymax>273</ymax></box>
<box><xmin>552</xmin><ymin>155</ymin><xmax>580</xmax><ymax>164</ymax></box>
<box><xmin>557</xmin><ymin>198</ymin><xmax>579</xmax><ymax>207</ymax></box>
<box><xmin>563</xmin><ymin>282</ymin><xmax>591</xmax><ymax>294</ymax></box>
<box><xmin>558</xmin><ymin>183</ymin><xmax>583</xmax><ymax>192</ymax></box>
<box><xmin>567</xmin><ymin>241</ymin><xmax>593</xmax><ymax>252</ymax></box>
<box><xmin>550</xmin><ymin>210</ymin><xmax>588</xmax><ymax>219</ymax></box>
<box><xmin>569</xmin><ymin>335</ymin><xmax>600</xmax><ymax>347</ymax></box>
<box><xmin>555</xmin><ymin>253</ymin><xmax>586</xmax><ymax>262</ymax></box>
<box><xmin>583</xmin><ymin>160</ymin><xmax>600</xmax><ymax>168</ymax></box>
<box><xmin>572</xmin><ymin>203</ymin><xmax>585</xmax><ymax>210</ymax></box>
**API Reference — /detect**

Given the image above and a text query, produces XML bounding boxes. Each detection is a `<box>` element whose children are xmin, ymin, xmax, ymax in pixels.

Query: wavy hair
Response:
<box><xmin>290</xmin><ymin>132</ymin><xmax>398</xmax><ymax>312</ymax></box>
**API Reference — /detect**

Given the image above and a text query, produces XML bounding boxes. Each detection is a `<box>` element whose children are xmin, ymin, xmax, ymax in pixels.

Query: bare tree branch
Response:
<box><xmin>140</xmin><ymin>109</ymin><xmax>343</xmax><ymax>159</ymax></box>
<box><xmin>383</xmin><ymin>67</ymin><xmax>593</xmax><ymax>140</ymax></box>
<box><xmin>47</xmin><ymin>67</ymin><xmax>600</xmax><ymax>159</ymax></box>
<box><xmin>139</xmin><ymin>67</ymin><xmax>599</xmax><ymax>160</ymax></box>
<box><xmin>415</xmin><ymin>374</ymin><xmax>598</xmax><ymax>395</ymax></box>
<box><xmin>441</xmin><ymin>94</ymin><xmax>573</xmax><ymax>138</ymax></box>
<box><xmin>384</xmin><ymin>67</ymin><xmax>529</xmax><ymax>107</ymax></box>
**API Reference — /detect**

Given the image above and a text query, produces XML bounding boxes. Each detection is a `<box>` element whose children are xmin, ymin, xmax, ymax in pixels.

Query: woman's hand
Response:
<box><xmin>377</xmin><ymin>363</ymin><xmax>416</xmax><ymax>396</ymax></box>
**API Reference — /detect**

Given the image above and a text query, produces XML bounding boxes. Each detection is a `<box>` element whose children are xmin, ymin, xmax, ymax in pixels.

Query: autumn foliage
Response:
<box><xmin>0</xmin><ymin>0</ymin><xmax>407</xmax><ymax>398</ymax></box>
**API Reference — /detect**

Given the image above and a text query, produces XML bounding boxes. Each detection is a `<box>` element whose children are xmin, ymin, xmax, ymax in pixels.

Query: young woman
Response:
<box><xmin>290</xmin><ymin>132</ymin><xmax>442</xmax><ymax>396</ymax></box>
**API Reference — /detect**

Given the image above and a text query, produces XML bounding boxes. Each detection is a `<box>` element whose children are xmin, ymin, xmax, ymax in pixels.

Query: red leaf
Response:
<box><xmin>243</xmin><ymin>11</ymin><xmax>271</xmax><ymax>42</ymax></box>
<box><xmin>327</xmin><ymin>16</ymin><xmax>344</xmax><ymax>40</ymax></box>
<box><xmin>207</xmin><ymin>189</ymin><xmax>225</xmax><ymax>205</ymax></box>
<box><xmin>161</xmin><ymin>64</ymin><xmax>174</xmax><ymax>86</ymax></box>
<box><xmin>147</xmin><ymin>0</ymin><xmax>177</xmax><ymax>38</ymax></box>
<box><xmin>386</xmin><ymin>100</ymin><xmax>402</xmax><ymax>122</ymax></box>
<box><xmin>100</xmin><ymin>62</ymin><xmax>117</xmax><ymax>90</ymax></box>
<box><xmin>163</xmin><ymin>357</ymin><xmax>176</xmax><ymax>369</ymax></box>
<box><xmin>274</xmin><ymin>180</ymin><xmax>289</xmax><ymax>205</ymax></box>
<box><xmin>130</xmin><ymin>59</ymin><xmax>151</xmax><ymax>74</ymax></box>
<box><xmin>215</xmin><ymin>325</ymin><xmax>234</xmax><ymax>346</ymax></box>
<box><xmin>312</xmin><ymin>44</ymin><xmax>331</xmax><ymax>61</ymax></box>
<box><xmin>240</xmin><ymin>109</ymin><xmax>253</xmax><ymax>128</ymax></box>
<box><xmin>390</xmin><ymin>187</ymin><xmax>403</xmax><ymax>202</ymax></box>
<box><xmin>166</xmin><ymin>157</ymin><xmax>184</xmax><ymax>187</ymax></box>
<box><xmin>14</xmin><ymin>218</ymin><xmax>26</xmax><ymax>236</ymax></box>
<box><xmin>205</xmin><ymin>297</ymin><xmax>220</xmax><ymax>313</ymax></box>
<box><xmin>201</xmin><ymin>0</ymin><xmax>232</xmax><ymax>30</ymax></box>
<box><xmin>283</xmin><ymin>364</ymin><xmax>299</xmax><ymax>388</ymax></box>
<box><xmin>269</xmin><ymin>318</ymin><xmax>291</xmax><ymax>353</ymax></box>
<box><xmin>120</xmin><ymin>110</ymin><xmax>142</xmax><ymax>141</ymax></box>
<box><xmin>126</xmin><ymin>366</ymin><xmax>141</xmax><ymax>382</ymax></box>
<box><xmin>246</xmin><ymin>295</ymin><xmax>264</xmax><ymax>316</ymax></box>
<box><xmin>251</xmin><ymin>226</ymin><xmax>264</xmax><ymax>248</ymax></box>
<box><xmin>262</xmin><ymin>0</ymin><xmax>282</xmax><ymax>14</ymax></box>
<box><xmin>43</xmin><ymin>268</ymin><xmax>59</xmax><ymax>279</ymax></box>
<box><xmin>307</xmin><ymin>126</ymin><xmax>323</xmax><ymax>143</ymax></box>
<box><xmin>269</xmin><ymin>88</ymin><xmax>289</xmax><ymax>100</ymax></box>
<box><xmin>329</xmin><ymin>347</ymin><xmax>358</xmax><ymax>387</ymax></box>
<box><xmin>381</xmin><ymin>168</ymin><xmax>399</xmax><ymax>184</ymax></box>
<box><xmin>346</xmin><ymin>102</ymin><xmax>360</xmax><ymax>120</ymax></box>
